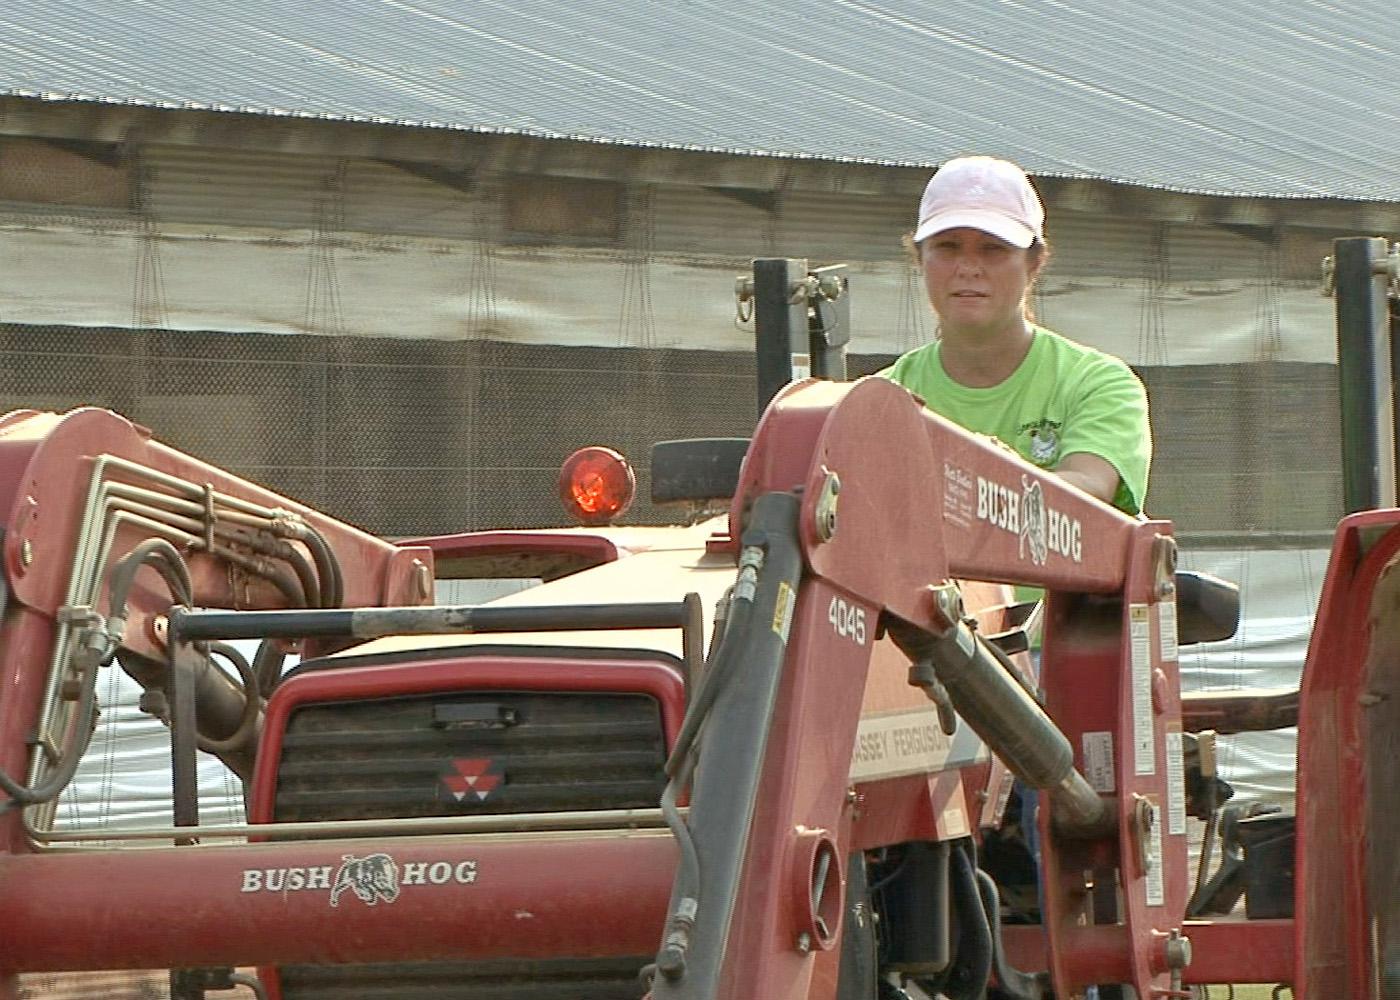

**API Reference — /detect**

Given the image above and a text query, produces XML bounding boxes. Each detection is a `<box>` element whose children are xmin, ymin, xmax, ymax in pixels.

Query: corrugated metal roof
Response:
<box><xmin>2</xmin><ymin>0</ymin><xmax>1399</xmax><ymax>201</ymax></box>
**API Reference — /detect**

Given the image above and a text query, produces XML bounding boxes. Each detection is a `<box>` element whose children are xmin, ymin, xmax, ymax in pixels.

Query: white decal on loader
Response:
<box><xmin>827</xmin><ymin>596</ymin><xmax>867</xmax><ymax>645</ymax></box>
<box><xmin>943</xmin><ymin>462</ymin><xmax>976</xmax><ymax>529</ymax></box>
<box><xmin>240</xmin><ymin>865</ymin><xmax>334</xmax><ymax>894</ymax></box>
<box><xmin>850</xmin><ymin>708</ymin><xmax>988</xmax><ymax>783</ymax></box>
<box><xmin>241</xmin><ymin>853</ymin><xmax>478</xmax><ymax>908</ymax></box>
<box><xmin>976</xmin><ymin>474</ymin><xmax>1081</xmax><ymax>565</ymax></box>
<box><xmin>331</xmin><ymin>853</ymin><xmax>400</xmax><ymax>907</ymax></box>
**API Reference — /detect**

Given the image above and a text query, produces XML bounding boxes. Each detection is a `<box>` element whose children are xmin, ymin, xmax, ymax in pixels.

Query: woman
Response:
<box><xmin>884</xmin><ymin>155</ymin><xmax>1150</xmax><ymax>515</ymax></box>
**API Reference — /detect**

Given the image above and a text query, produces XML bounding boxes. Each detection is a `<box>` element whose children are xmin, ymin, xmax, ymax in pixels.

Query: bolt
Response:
<box><xmin>20</xmin><ymin>539</ymin><xmax>32</xmax><ymax>567</ymax></box>
<box><xmin>795</xmin><ymin>931</ymin><xmax>811</xmax><ymax>954</ymax></box>
<box><xmin>927</xmin><ymin>584</ymin><xmax>965</xmax><ymax>629</ymax></box>
<box><xmin>1165</xmin><ymin>929</ymin><xmax>1192</xmax><ymax>969</ymax></box>
<box><xmin>814</xmin><ymin>473</ymin><xmax>840</xmax><ymax>542</ymax></box>
<box><xmin>817</xmin><ymin>272</ymin><xmax>845</xmax><ymax>300</ymax></box>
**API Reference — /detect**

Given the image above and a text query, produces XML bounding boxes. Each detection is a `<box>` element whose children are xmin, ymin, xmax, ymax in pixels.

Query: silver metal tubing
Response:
<box><xmin>925</xmin><ymin>620</ymin><xmax>1114</xmax><ymax>838</ymax></box>
<box><xmin>26</xmin><ymin>453</ymin><xmax>290</xmax><ymax>832</ymax></box>
<box><xmin>30</xmin><ymin>806</ymin><xmax>678</xmax><ymax>848</ymax></box>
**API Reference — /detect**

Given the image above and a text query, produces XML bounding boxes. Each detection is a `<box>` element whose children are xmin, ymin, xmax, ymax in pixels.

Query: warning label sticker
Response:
<box><xmin>772</xmin><ymin>581</ymin><xmax>795</xmax><ymax>643</ymax></box>
<box><xmin>1165</xmin><ymin>729</ymin><xmax>1187</xmax><ymax>836</ymax></box>
<box><xmin>1082</xmin><ymin>731</ymin><xmax>1116</xmax><ymax>793</ymax></box>
<box><xmin>1158</xmin><ymin>599</ymin><xmax>1179</xmax><ymax>664</ymax></box>
<box><xmin>1131</xmin><ymin>604</ymin><xmax>1155</xmax><ymax>776</ymax></box>
<box><xmin>1145</xmin><ymin>798</ymin><xmax>1165</xmax><ymax>907</ymax></box>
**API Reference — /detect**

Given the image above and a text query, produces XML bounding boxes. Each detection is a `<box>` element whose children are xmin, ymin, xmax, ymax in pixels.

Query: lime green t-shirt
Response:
<box><xmin>882</xmin><ymin>326</ymin><xmax>1151</xmax><ymax>515</ymax></box>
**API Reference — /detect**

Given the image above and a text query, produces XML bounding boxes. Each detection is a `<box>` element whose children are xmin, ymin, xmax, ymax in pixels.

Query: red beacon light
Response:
<box><xmin>558</xmin><ymin>446</ymin><xmax>636</xmax><ymax>526</ymax></box>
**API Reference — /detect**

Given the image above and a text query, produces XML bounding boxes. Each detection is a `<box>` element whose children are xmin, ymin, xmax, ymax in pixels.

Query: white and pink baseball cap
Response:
<box><xmin>913</xmin><ymin>156</ymin><xmax>1045</xmax><ymax>249</ymax></box>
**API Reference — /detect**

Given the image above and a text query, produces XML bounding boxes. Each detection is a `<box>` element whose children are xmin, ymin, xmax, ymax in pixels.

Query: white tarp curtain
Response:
<box><xmin>1178</xmin><ymin>547</ymin><xmax>1331</xmax><ymax>810</ymax></box>
<box><xmin>0</xmin><ymin>225</ymin><xmax>1337</xmax><ymax>367</ymax></box>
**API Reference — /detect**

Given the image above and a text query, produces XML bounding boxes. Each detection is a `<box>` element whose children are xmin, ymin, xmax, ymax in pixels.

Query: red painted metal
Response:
<box><xmin>0</xmin><ymin>408</ymin><xmax>430</xmax><ymax>857</ymax></box>
<box><xmin>400</xmin><ymin>529</ymin><xmax>620</xmax><ymax>568</ymax></box>
<box><xmin>0</xmin><ymin>833</ymin><xmax>675</xmax><ymax>972</ymax></box>
<box><xmin>719</xmin><ymin>378</ymin><xmax>1178</xmax><ymax>999</ymax></box>
<box><xmin>716</xmin><ymin>577</ymin><xmax>875</xmax><ymax>999</ymax></box>
<box><xmin>729</xmin><ymin>379</ymin><xmax>1136</xmax><ymax>635</ymax></box>
<box><xmin>250</xmin><ymin>651</ymin><xmax>688</xmax><ymax>999</ymax></box>
<box><xmin>0</xmin><ymin>386</ymin><xmax>1387</xmax><ymax>996</ymax></box>
<box><xmin>1002</xmin><ymin>920</ymin><xmax>1295</xmax><ymax>985</ymax></box>
<box><xmin>1182</xmin><ymin>920</ymin><xmax>1297</xmax><ymax>985</ymax></box>
<box><xmin>0</xmin><ymin>408</ymin><xmax>428</xmax><ymax>635</ymax></box>
<box><xmin>1296</xmin><ymin>509</ymin><xmax>1400</xmax><ymax>998</ymax></box>
<box><xmin>1037</xmin><ymin>521</ymin><xmax>1188</xmax><ymax>997</ymax></box>
<box><xmin>248</xmin><ymin>652</ymin><xmax>687</xmax><ymax>821</ymax></box>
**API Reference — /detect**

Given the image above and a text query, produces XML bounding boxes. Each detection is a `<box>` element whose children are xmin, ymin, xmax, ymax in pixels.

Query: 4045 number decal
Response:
<box><xmin>828</xmin><ymin>596</ymin><xmax>867</xmax><ymax>646</ymax></box>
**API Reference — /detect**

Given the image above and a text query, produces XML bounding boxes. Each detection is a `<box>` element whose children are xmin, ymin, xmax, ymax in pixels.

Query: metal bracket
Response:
<box><xmin>1322</xmin><ymin>241</ymin><xmax>1400</xmax><ymax>298</ymax></box>
<box><xmin>907</xmin><ymin>661</ymin><xmax>958</xmax><ymax>736</ymax></box>
<box><xmin>1152</xmin><ymin>534</ymin><xmax>1178</xmax><ymax>600</ymax></box>
<box><xmin>926</xmin><ymin>582</ymin><xmax>966</xmax><ymax>633</ymax></box>
<box><xmin>734</xmin><ymin>275</ymin><xmax>755</xmax><ymax>323</ymax></box>
<box><xmin>813</xmin><ymin>472</ymin><xmax>840</xmax><ymax>542</ymax></box>
<box><xmin>56</xmin><ymin>605</ymin><xmax>119</xmax><ymax>672</ymax></box>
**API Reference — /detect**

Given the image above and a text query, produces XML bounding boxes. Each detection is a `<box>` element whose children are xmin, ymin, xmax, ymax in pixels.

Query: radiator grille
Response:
<box><xmin>273</xmin><ymin>690</ymin><xmax>668</xmax><ymax>822</ymax></box>
<box><xmin>269</xmin><ymin>686</ymin><xmax>666</xmax><ymax>999</ymax></box>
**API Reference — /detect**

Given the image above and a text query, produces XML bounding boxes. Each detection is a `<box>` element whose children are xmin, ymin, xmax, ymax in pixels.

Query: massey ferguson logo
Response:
<box><xmin>440</xmin><ymin>757</ymin><xmax>502</xmax><ymax>804</ymax></box>
<box><xmin>330</xmin><ymin>852</ymin><xmax>400</xmax><ymax>908</ymax></box>
<box><xmin>976</xmin><ymin>474</ymin><xmax>1082</xmax><ymax>565</ymax></box>
<box><xmin>241</xmin><ymin>852</ymin><xmax>479</xmax><ymax>907</ymax></box>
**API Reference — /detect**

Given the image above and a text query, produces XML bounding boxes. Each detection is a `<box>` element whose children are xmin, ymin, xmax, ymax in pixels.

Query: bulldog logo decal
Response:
<box><xmin>329</xmin><ymin>852</ymin><xmax>401</xmax><ymax>908</ymax></box>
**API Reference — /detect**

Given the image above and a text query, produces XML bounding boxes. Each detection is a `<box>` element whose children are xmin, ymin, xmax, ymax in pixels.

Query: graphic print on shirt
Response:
<box><xmin>1020</xmin><ymin>418</ymin><xmax>1061</xmax><ymax>465</ymax></box>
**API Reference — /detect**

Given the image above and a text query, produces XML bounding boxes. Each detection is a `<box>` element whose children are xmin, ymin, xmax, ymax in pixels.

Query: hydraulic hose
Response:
<box><xmin>109</xmin><ymin>540</ymin><xmax>261</xmax><ymax>779</ymax></box>
<box><xmin>664</xmin><ymin>586</ymin><xmax>757</xmax><ymax>779</ymax></box>
<box><xmin>975</xmin><ymin>866</ymin><xmax>1047</xmax><ymax>999</ymax></box>
<box><xmin>650</xmin><ymin>491</ymin><xmax>803</xmax><ymax>1000</ymax></box>
<box><xmin>279</xmin><ymin>518</ymin><xmax>343</xmax><ymax>608</ymax></box>
<box><xmin>252</xmin><ymin>639</ymin><xmax>288</xmax><ymax>697</ymax></box>
<box><xmin>1</xmin><ymin>538</ymin><xmax>193</xmax><ymax>811</ymax></box>
<box><xmin>655</xmin><ymin>549</ymin><xmax>761</xmax><ymax>980</ymax></box>
<box><xmin>117</xmin><ymin>487</ymin><xmax>337</xmax><ymax>609</ymax></box>
<box><xmin>195</xmin><ymin>642</ymin><xmax>261</xmax><ymax>756</ymax></box>
<box><xmin>230</xmin><ymin>972</ymin><xmax>268</xmax><ymax>1000</ymax></box>
<box><xmin>209</xmin><ymin>543</ymin><xmax>304</xmax><ymax>609</ymax></box>
<box><xmin>219</xmin><ymin>527</ymin><xmax>321</xmax><ymax>609</ymax></box>
<box><xmin>0</xmin><ymin>662</ymin><xmax>98</xmax><ymax>811</ymax></box>
<box><xmin>940</xmin><ymin>840</ymin><xmax>993</xmax><ymax>1000</ymax></box>
<box><xmin>108</xmin><ymin>538</ymin><xmax>194</xmax><ymax>613</ymax></box>
<box><xmin>276</xmin><ymin>538</ymin><xmax>322</xmax><ymax>608</ymax></box>
<box><xmin>655</xmin><ymin>748</ymin><xmax>702</xmax><ymax>980</ymax></box>
<box><xmin>115</xmin><ymin>642</ymin><xmax>262</xmax><ymax>783</ymax></box>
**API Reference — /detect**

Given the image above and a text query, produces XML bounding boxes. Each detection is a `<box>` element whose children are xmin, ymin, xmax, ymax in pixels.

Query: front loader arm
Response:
<box><xmin>0</xmin><ymin>408</ymin><xmax>431</xmax><ymax>847</ymax></box>
<box><xmin>650</xmin><ymin>376</ymin><xmax>1183</xmax><ymax>1000</ymax></box>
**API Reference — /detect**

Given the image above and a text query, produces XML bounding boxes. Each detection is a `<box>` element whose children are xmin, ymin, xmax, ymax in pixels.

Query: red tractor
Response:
<box><xmin>0</xmin><ymin>251</ymin><xmax>1394</xmax><ymax>1000</ymax></box>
